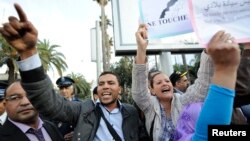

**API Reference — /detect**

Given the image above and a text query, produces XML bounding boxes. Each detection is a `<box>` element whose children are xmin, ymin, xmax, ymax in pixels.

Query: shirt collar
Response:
<box><xmin>95</xmin><ymin>99</ymin><xmax>123</xmax><ymax>111</ymax></box>
<box><xmin>174</xmin><ymin>88</ymin><xmax>184</xmax><ymax>94</ymax></box>
<box><xmin>9</xmin><ymin>116</ymin><xmax>44</xmax><ymax>133</ymax></box>
<box><xmin>0</xmin><ymin>111</ymin><xmax>7</xmax><ymax>125</ymax></box>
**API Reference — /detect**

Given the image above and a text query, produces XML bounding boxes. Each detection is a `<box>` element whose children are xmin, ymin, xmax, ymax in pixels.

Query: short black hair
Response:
<box><xmin>169</xmin><ymin>71</ymin><xmax>187</xmax><ymax>86</ymax></box>
<box><xmin>98</xmin><ymin>71</ymin><xmax>121</xmax><ymax>86</ymax></box>
<box><xmin>4</xmin><ymin>79</ymin><xmax>21</xmax><ymax>98</ymax></box>
<box><xmin>93</xmin><ymin>86</ymin><xmax>97</xmax><ymax>95</ymax></box>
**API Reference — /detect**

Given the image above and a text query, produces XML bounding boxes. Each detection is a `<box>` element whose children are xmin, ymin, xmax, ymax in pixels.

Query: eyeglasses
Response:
<box><xmin>5</xmin><ymin>94</ymin><xmax>25</xmax><ymax>102</ymax></box>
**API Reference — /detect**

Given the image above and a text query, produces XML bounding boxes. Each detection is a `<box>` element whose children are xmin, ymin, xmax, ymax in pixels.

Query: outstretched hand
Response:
<box><xmin>0</xmin><ymin>3</ymin><xmax>38</xmax><ymax>59</ymax></box>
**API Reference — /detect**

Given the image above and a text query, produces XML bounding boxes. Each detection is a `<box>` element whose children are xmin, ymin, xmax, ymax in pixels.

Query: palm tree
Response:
<box><xmin>37</xmin><ymin>39</ymin><xmax>68</xmax><ymax>76</ymax></box>
<box><xmin>173</xmin><ymin>53</ymin><xmax>201</xmax><ymax>84</ymax></box>
<box><xmin>97</xmin><ymin>15</ymin><xmax>113</xmax><ymax>70</ymax></box>
<box><xmin>110</xmin><ymin>56</ymin><xmax>133</xmax><ymax>104</ymax></box>
<box><xmin>67</xmin><ymin>73</ymin><xmax>92</xmax><ymax>100</ymax></box>
<box><xmin>95</xmin><ymin>0</ymin><xmax>111</xmax><ymax>71</ymax></box>
<box><xmin>1</xmin><ymin>36</ymin><xmax>68</xmax><ymax>83</ymax></box>
<box><xmin>0</xmin><ymin>35</ymin><xmax>19</xmax><ymax>83</ymax></box>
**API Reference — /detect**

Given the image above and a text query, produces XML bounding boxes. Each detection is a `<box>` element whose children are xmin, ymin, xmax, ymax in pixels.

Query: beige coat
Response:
<box><xmin>132</xmin><ymin>51</ymin><xmax>213</xmax><ymax>141</ymax></box>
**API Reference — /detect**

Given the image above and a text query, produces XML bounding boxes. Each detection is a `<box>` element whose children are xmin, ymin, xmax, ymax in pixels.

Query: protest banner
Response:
<box><xmin>188</xmin><ymin>0</ymin><xmax>250</xmax><ymax>46</ymax></box>
<box><xmin>139</xmin><ymin>0</ymin><xmax>193</xmax><ymax>39</ymax></box>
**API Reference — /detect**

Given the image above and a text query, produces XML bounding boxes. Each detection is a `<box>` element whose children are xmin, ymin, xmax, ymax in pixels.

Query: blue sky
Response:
<box><xmin>0</xmin><ymin>0</ymin><xmax>113</xmax><ymax>85</ymax></box>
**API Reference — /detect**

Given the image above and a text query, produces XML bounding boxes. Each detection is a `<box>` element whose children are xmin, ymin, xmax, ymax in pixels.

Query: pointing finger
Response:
<box><xmin>14</xmin><ymin>3</ymin><xmax>28</xmax><ymax>22</ymax></box>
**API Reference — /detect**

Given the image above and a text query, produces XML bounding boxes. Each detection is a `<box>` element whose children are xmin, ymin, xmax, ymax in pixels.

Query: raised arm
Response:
<box><xmin>192</xmin><ymin>31</ymin><xmax>240</xmax><ymax>141</ymax></box>
<box><xmin>208</xmin><ymin>31</ymin><xmax>240</xmax><ymax>89</ymax></box>
<box><xmin>132</xmin><ymin>24</ymin><xmax>152</xmax><ymax>109</ymax></box>
<box><xmin>180</xmin><ymin>50</ymin><xmax>213</xmax><ymax>106</ymax></box>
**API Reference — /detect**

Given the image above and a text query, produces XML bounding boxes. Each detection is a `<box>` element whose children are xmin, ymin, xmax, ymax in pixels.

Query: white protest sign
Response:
<box><xmin>139</xmin><ymin>0</ymin><xmax>193</xmax><ymax>39</ymax></box>
<box><xmin>189</xmin><ymin>0</ymin><xmax>250</xmax><ymax>46</ymax></box>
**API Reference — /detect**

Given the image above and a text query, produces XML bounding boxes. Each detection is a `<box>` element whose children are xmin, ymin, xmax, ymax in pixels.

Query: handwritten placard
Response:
<box><xmin>188</xmin><ymin>0</ymin><xmax>250</xmax><ymax>46</ymax></box>
<box><xmin>139</xmin><ymin>0</ymin><xmax>193</xmax><ymax>39</ymax></box>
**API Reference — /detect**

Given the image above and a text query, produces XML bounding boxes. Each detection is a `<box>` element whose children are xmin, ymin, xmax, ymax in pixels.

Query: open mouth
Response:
<box><xmin>161</xmin><ymin>88</ymin><xmax>171</xmax><ymax>95</ymax></box>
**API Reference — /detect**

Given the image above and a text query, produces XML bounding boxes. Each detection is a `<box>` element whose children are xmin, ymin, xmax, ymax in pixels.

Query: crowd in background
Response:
<box><xmin>0</xmin><ymin>3</ymin><xmax>250</xmax><ymax>141</ymax></box>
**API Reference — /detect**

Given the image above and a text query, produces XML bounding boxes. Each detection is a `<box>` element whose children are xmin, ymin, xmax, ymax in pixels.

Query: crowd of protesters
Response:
<box><xmin>0</xmin><ymin>3</ymin><xmax>249</xmax><ymax>141</ymax></box>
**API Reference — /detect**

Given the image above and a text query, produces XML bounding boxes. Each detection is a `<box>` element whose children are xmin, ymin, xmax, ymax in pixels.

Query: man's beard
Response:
<box><xmin>101</xmin><ymin>98</ymin><xmax>117</xmax><ymax>106</ymax></box>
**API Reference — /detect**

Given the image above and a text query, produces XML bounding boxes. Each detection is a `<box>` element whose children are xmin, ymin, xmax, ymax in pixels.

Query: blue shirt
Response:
<box><xmin>93</xmin><ymin>100</ymin><xmax>125</xmax><ymax>141</ymax></box>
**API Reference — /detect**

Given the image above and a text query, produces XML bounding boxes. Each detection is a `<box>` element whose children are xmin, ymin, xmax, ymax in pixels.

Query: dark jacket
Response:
<box><xmin>230</xmin><ymin>49</ymin><xmax>250</xmax><ymax>125</ymax></box>
<box><xmin>52</xmin><ymin>99</ymin><xmax>81</xmax><ymax>137</ymax></box>
<box><xmin>234</xmin><ymin>49</ymin><xmax>250</xmax><ymax>107</ymax></box>
<box><xmin>0</xmin><ymin>119</ymin><xmax>64</xmax><ymax>141</ymax></box>
<box><xmin>20</xmin><ymin>66</ymin><xmax>144</xmax><ymax>141</ymax></box>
